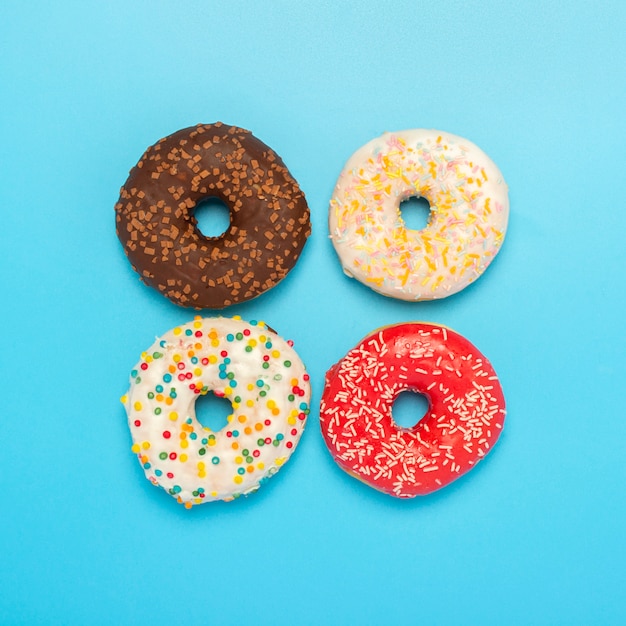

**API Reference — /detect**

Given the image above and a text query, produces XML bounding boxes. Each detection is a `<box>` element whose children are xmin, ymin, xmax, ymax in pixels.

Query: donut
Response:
<box><xmin>115</xmin><ymin>123</ymin><xmax>311</xmax><ymax>309</ymax></box>
<box><xmin>319</xmin><ymin>322</ymin><xmax>505</xmax><ymax>498</ymax></box>
<box><xmin>329</xmin><ymin>129</ymin><xmax>509</xmax><ymax>300</ymax></box>
<box><xmin>120</xmin><ymin>316</ymin><xmax>311</xmax><ymax>507</ymax></box>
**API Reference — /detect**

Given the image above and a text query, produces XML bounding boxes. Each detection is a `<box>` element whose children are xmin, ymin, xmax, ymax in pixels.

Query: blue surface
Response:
<box><xmin>2</xmin><ymin>1</ymin><xmax>625</xmax><ymax>624</ymax></box>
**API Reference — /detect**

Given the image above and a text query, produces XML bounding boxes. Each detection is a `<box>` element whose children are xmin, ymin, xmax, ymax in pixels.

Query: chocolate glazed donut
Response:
<box><xmin>115</xmin><ymin>123</ymin><xmax>311</xmax><ymax>308</ymax></box>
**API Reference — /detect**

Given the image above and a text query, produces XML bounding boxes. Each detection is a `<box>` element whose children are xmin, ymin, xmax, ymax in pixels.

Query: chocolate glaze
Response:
<box><xmin>115</xmin><ymin>123</ymin><xmax>311</xmax><ymax>308</ymax></box>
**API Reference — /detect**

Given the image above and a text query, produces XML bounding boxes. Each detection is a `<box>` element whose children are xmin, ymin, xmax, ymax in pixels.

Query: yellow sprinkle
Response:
<box><xmin>131</xmin><ymin>443</ymin><xmax>140</xmax><ymax>454</ymax></box>
<box><xmin>169</xmin><ymin>411</ymin><xmax>178</xmax><ymax>421</ymax></box>
<box><xmin>133</xmin><ymin>401</ymin><xmax>142</xmax><ymax>411</ymax></box>
<box><xmin>233</xmin><ymin>475</ymin><xmax>243</xmax><ymax>484</ymax></box>
<box><xmin>193</xmin><ymin>319</ymin><xmax>202</xmax><ymax>328</ymax></box>
<box><xmin>180</xmin><ymin>440</ymin><xmax>189</xmax><ymax>449</ymax></box>
<box><xmin>141</xmin><ymin>441</ymin><xmax>150</xmax><ymax>450</ymax></box>
<box><xmin>120</xmin><ymin>395</ymin><xmax>128</xmax><ymax>405</ymax></box>
<box><xmin>179</xmin><ymin>454</ymin><xmax>188</xmax><ymax>463</ymax></box>
<box><xmin>173</xmin><ymin>327</ymin><xmax>182</xmax><ymax>335</ymax></box>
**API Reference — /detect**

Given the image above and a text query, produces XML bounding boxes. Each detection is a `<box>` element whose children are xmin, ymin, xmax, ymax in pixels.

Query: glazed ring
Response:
<box><xmin>120</xmin><ymin>316</ymin><xmax>311</xmax><ymax>507</ymax></box>
<box><xmin>329</xmin><ymin>129</ymin><xmax>509</xmax><ymax>300</ymax></box>
<box><xmin>115</xmin><ymin>123</ymin><xmax>311</xmax><ymax>309</ymax></box>
<box><xmin>320</xmin><ymin>322</ymin><xmax>505</xmax><ymax>498</ymax></box>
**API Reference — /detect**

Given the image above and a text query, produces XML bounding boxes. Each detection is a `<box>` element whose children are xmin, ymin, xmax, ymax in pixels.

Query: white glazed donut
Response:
<box><xmin>329</xmin><ymin>129</ymin><xmax>509</xmax><ymax>300</ymax></box>
<box><xmin>120</xmin><ymin>316</ymin><xmax>311</xmax><ymax>507</ymax></box>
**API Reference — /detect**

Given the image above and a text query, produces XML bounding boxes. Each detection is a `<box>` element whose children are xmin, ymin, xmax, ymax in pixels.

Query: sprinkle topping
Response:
<box><xmin>319</xmin><ymin>322</ymin><xmax>506</xmax><ymax>498</ymax></box>
<box><xmin>122</xmin><ymin>316</ymin><xmax>311</xmax><ymax>507</ymax></box>
<box><xmin>329</xmin><ymin>129</ymin><xmax>509</xmax><ymax>300</ymax></box>
<box><xmin>115</xmin><ymin>123</ymin><xmax>311</xmax><ymax>309</ymax></box>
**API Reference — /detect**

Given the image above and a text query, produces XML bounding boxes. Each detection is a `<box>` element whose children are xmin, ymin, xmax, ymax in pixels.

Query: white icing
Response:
<box><xmin>329</xmin><ymin>129</ymin><xmax>509</xmax><ymax>300</ymax></box>
<box><xmin>121</xmin><ymin>317</ymin><xmax>311</xmax><ymax>507</ymax></box>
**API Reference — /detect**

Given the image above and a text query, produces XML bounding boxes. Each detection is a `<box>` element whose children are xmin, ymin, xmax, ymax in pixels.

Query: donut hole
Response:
<box><xmin>399</xmin><ymin>196</ymin><xmax>432</xmax><ymax>231</ymax></box>
<box><xmin>391</xmin><ymin>390</ymin><xmax>430</xmax><ymax>429</ymax></box>
<box><xmin>193</xmin><ymin>197</ymin><xmax>232</xmax><ymax>238</ymax></box>
<box><xmin>194</xmin><ymin>391</ymin><xmax>233</xmax><ymax>432</ymax></box>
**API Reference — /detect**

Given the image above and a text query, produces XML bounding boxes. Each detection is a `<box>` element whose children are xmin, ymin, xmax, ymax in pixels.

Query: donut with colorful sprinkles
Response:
<box><xmin>329</xmin><ymin>129</ymin><xmax>509</xmax><ymax>300</ymax></box>
<box><xmin>120</xmin><ymin>316</ymin><xmax>311</xmax><ymax>507</ymax></box>
<box><xmin>319</xmin><ymin>322</ymin><xmax>505</xmax><ymax>498</ymax></box>
<box><xmin>115</xmin><ymin>122</ymin><xmax>311</xmax><ymax>309</ymax></box>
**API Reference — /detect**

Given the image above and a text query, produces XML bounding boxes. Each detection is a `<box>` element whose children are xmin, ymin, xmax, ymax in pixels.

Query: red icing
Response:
<box><xmin>319</xmin><ymin>322</ymin><xmax>506</xmax><ymax>498</ymax></box>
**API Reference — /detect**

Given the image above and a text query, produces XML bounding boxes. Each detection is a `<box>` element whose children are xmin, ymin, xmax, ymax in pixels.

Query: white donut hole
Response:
<box><xmin>398</xmin><ymin>195</ymin><xmax>432</xmax><ymax>231</ymax></box>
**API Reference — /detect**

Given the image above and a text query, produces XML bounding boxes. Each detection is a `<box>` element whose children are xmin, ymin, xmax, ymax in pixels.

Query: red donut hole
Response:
<box><xmin>391</xmin><ymin>389</ymin><xmax>430</xmax><ymax>429</ymax></box>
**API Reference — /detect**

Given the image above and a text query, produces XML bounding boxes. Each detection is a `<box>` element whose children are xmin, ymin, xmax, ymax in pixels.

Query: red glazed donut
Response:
<box><xmin>319</xmin><ymin>322</ymin><xmax>505</xmax><ymax>497</ymax></box>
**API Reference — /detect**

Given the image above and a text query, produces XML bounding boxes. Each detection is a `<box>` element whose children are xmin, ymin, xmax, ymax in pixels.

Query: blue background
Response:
<box><xmin>2</xmin><ymin>1</ymin><xmax>625</xmax><ymax>624</ymax></box>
